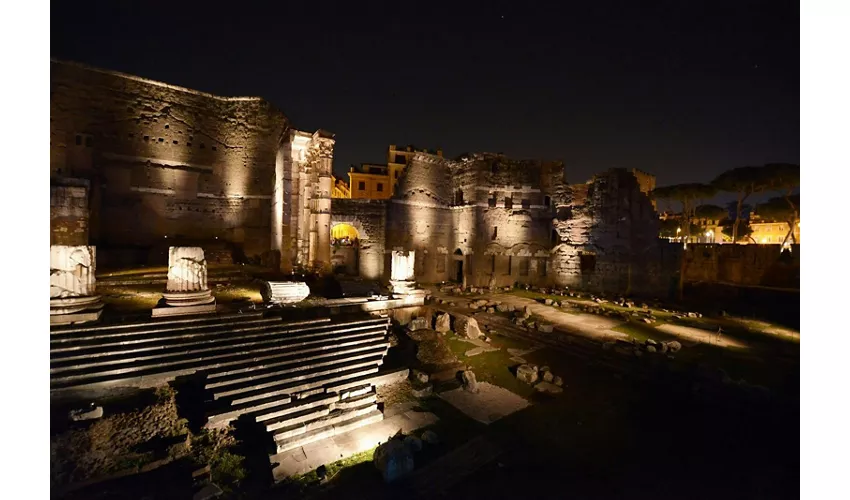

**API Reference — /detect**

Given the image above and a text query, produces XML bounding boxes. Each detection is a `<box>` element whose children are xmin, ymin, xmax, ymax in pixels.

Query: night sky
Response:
<box><xmin>51</xmin><ymin>0</ymin><xmax>799</xmax><ymax>202</ymax></box>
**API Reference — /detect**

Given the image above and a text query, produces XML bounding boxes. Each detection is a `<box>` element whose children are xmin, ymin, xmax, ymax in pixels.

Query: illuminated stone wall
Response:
<box><xmin>330</xmin><ymin>198</ymin><xmax>387</xmax><ymax>280</ymax></box>
<box><xmin>551</xmin><ymin>169</ymin><xmax>671</xmax><ymax>295</ymax></box>
<box><xmin>384</xmin><ymin>152</ymin><xmax>565</xmax><ymax>287</ymax></box>
<box><xmin>50</xmin><ymin>60</ymin><xmax>289</xmax><ymax>264</ymax></box>
<box><xmin>50</xmin><ymin>178</ymin><xmax>90</xmax><ymax>246</ymax></box>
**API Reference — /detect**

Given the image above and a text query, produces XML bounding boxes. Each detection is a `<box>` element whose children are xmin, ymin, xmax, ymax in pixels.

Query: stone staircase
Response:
<box><xmin>51</xmin><ymin>311</ymin><xmax>392</xmax><ymax>453</ymax></box>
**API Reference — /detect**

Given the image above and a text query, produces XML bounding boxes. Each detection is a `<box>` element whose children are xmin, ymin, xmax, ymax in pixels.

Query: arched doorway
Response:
<box><xmin>331</xmin><ymin>223</ymin><xmax>359</xmax><ymax>275</ymax></box>
<box><xmin>452</xmin><ymin>248</ymin><xmax>465</xmax><ymax>284</ymax></box>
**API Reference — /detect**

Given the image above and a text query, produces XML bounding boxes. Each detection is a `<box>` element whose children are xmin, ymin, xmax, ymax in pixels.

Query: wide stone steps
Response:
<box><xmin>50</xmin><ymin>310</ymin><xmax>394</xmax><ymax>463</ymax></box>
<box><xmin>49</xmin><ymin>311</ymin><xmax>267</xmax><ymax>336</ymax></box>
<box><xmin>204</xmin><ymin>364</ymin><xmax>382</xmax><ymax>428</ymax></box>
<box><xmin>50</xmin><ymin>318</ymin><xmax>388</xmax><ymax>369</ymax></box>
<box><xmin>49</xmin><ymin>317</ymin><xmax>298</xmax><ymax>351</ymax></box>
<box><xmin>273</xmin><ymin>409</ymin><xmax>385</xmax><ymax>454</ymax></box>
<box><xmin>49</xmin><ymin>314</ymin><xmax>390</xmax><ymax>393</ymax></box>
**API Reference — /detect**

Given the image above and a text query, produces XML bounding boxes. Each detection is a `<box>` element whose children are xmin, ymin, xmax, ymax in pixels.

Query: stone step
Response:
<box><xmin>50</xmin><ymin>317</ymin><xmax>285</xmax><ymax>353</ymax></box>
<box><xmin>225</xmin><ymin>364</ymin><xmax>380</xmax><ymax>407</ymax></box>
<box><xmin>49</xmin><ymin>311</ymin><xmax>267</xmax><ymax>335</ymax></box>
<box><xmin>51</xmin><ymin>318</ymin><xmax>388</xmax><ymax>366</ymax></box>
<box><xmin>332</xmin><ymin>389</ymin><xmax>377</xmax><ymax>411</ymax></box>
<box><xmin>255</xmin><ymin>392</ymin><xmax>342</xmax><ymax>426</ymax></box>
<box><xmin>274</xmin><ymin>409</ymin><xmax>384</xmax><ymax>454</ymax></box>
<box><xmin>208</xmin><ymin>347</ymin><xmax>388</xmax><ymax>399</ymax></box>
<box><xmin>202</xmin><ymin>335</ymin><xmax>387</xmax><ymax>382</ymax></box>
<box><xmin>271</xmin><ymin>401</ymin><xmax>379</xmax><ymax>442</ymax></box>
<box><xmin>50</xmin><ymin>332</ymin><xmax>385</xmax><ymax>383</ymax></box>
<box><xmin>50</xmin><ymin>337</ymin><xmax>387</xmax><ymax>391</ymax></box>
<box><xmin>50</xmin><ymin>316</ymin><xmax>296</xmax><ymax>348</ymax></box>
<box><xmin>261</xmin><ymin>401</ymin><xmax>339</xmax><ymax>433</ymax></box>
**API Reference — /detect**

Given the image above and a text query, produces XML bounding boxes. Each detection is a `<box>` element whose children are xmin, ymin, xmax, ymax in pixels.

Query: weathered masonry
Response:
<box><xmin>50</xmin><ymin>60</ymin><xmax>334</xmax><ymax>272</ymax></box>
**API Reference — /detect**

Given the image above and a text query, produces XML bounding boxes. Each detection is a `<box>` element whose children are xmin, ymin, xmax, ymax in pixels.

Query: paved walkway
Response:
<box><xmin>431</xmin><ymin>289</ymin><xmax>630</xmax><ymax>343</ymax></box>
<box><xmin>438</xmin><ymin>382</ymin><xmax>531</xmax><ymax>425</ymax></box>
<box><xmin>429</xmin><ymin>288</ymin><xmax>755</xmax><ymax>350</ymax></box>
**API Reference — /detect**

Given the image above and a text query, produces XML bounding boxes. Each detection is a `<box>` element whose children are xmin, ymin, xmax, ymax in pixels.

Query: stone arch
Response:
<box><xmin>330</xmin><ymin>217</ymin><xmax>369</xmax><ymax>242</ymax></box>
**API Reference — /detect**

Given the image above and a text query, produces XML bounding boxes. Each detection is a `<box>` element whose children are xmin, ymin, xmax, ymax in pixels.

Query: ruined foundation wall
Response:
<box><xmin>50</xmin><ymin>60</ymin><xmax>289</xmax><ymax>264</ymax></box>
<box><xmin>331</xmin><ymin>198</ymin><xmax>387</xmax><ymax>280</ymax></box>
<box><xmin>683</xmin><ymin>243</ymin><xmax>800</xmax><ymax>288</ymax></box>
<box><xmin>551</xmin><ymin>169</ymin><xmax>669</xmax><ymax>296</ymax></box>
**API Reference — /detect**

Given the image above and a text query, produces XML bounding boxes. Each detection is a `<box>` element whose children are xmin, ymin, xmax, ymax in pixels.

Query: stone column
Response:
<box><xmin>153</xmin><ymin>246</ymin><xmax>216</xmax><ymax>317</ymax></box>
<box><xmin>50</xmin><ymin>245</ymin><xmax>103</xmax><ymax>325</ymax></box>
<box><xmin>389</xmin><ymin>250</ymin><xmax>425</xmax><ymax>299</ymax></box>
<box><xmin>315</xmin><ymin>173</ymin><xmax>332</xmax><ymax>273</ymax></box>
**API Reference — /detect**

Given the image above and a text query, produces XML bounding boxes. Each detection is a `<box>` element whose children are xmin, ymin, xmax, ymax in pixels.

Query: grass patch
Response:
<box><xmin>446</xmin><ymin>336</ymin><xmax>534</xmax><ymax>398</ymax></box>
<box><xmin>612</xmin><ymin>321</ymin><xmax>678</xmax><ymax>343</ymax></box>
<box><xmin>291</xmin><ymin>447</ymin><xmax>377</xmax><ymax>486</ymax></box>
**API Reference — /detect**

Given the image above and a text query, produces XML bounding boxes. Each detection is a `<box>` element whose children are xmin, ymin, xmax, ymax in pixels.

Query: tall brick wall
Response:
<box><xmin>50</xmin><ymin>60</ymin><xmax>289</xmax><ymax>265</ymax></box>
<box><xmin>50</xmin><ymin>178</ymin><xmax>90</xmax><ymax>246</ymax></box>
<box><xmin>384</xmin><ymin>153</ymin><xmax>564</xmax><ymax>287</ymax></box>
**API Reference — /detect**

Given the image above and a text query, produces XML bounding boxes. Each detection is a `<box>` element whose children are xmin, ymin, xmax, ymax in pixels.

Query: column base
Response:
<box><xmin>389</xmin><ymin>280</ymin><xmax>428</xmax><ymax>299</ymax></box>
<box><xmin>153</xmin><ymin>289</ymin><xmax>217</xmax><ymax>318</ymax></box>
<box><xmin>50</xmin><ymin>296</ymin><xmax>104</xmax><ymax>325</ymax></box>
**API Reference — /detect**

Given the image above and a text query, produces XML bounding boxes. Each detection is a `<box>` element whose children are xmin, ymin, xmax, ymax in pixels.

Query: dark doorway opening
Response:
<box><xmin>455</xmin><ymin>259</ymin><xmax>464</xmax><ymax>282</ymax></box>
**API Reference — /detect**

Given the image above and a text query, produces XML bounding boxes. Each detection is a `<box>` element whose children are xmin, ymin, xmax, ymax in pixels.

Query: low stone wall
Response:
<box><xmin>682</xmin><ymin>244</ymin><xmax>800</xmax><ymax>288</ymax></box>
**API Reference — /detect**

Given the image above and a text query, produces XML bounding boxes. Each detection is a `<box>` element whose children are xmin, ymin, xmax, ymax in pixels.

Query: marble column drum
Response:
<box><xmin>153</xmin><ymin>247</ymin><xmax>216</xmax><ymax>317</ymax></box>
<box><xmin>50</xmin><ymin>245</ymin><xmax>103</xmax><ymax>325</ymax></box>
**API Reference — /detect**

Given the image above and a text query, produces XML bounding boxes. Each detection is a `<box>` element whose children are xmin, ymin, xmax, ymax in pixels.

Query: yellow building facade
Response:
<box><xmin>348</xmin><ymin>145</ymin><xmax>443</xmax><ymax>199</ymax></box>
<box><xmin>750</xmin><ymin>218</ymin><xmax>801</xmax><ymax>244</ymax></box>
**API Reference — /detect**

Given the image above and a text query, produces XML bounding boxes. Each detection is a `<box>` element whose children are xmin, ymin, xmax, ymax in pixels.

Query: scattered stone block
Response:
<box><xmin>411</xmin><ymin>384</ymin><xmax>433</xmax><ymax>398</ymax></box>
<box><xmin>421</xmin><ymin>430</ymin><xmax>440</xmax><ymax>445</ymax></box>
<box><xmin>538</xmin><ymin>324</ymin><xmax>553</xmax><ymax>333</ymax></box>
<box><xmin>455</xmin><ymin>315</ymin><xmax>482</xmax><ymax>340</ymax></box>
<box><xmin>516</xmin><ymin>364</ymin><xmax>539</xmax><ymax>385</ymax></box>
<box><xmin>534</xmin><ymin>381</ymin><xmax>563</xmax><ymax>394</ymax></box>
<box><xmin>374</xmin><ymin>439</ymin><xmax>414</xmax><ymax>483</ymax></box>
<box><xmin>69</xmin><ymin>404</ymin><xmax>103</xmax><ymax>422</ymax></box>
<box><xmin>435</xmin><ymin>313</ymin><xmax>451</xmax><ymax>333</ymax></box>
<box><xmin>553</xmin><ymin>376</ymin><xmax>563</xmax><ymax>387</ymax></box>
<box><xmin>408</xmin><ymin>316</ymin><xmax>431</xmax><ymax>331</ymax></box>
<box><xmin>461</xmin><ymin>370</ymin><xmax>480</xmax><ymax>393</ymax></box>
<box><xmin>542</xmin><ymin>371</ymin><xmax>554</xmax><ymax>383</ymax></box>
<box><xmin>411</xmin><ymin>369</ymin><xmax>430</xmax><ymax>384</ymax></box>
<box><xmin>663</xmin><ymin>340</ymin><xmax>682</xmax><ymax>353</ymax></box>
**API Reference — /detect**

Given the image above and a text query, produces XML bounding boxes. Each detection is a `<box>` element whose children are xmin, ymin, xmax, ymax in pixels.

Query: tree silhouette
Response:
<box><xmin>756</xmin><ymin>194</ymin><xmax>800</xmax><ymax>246</ymax></box>
<box><xmin>652</xmin><ymin>183</ymin><xmax>717</xmax><ymax>246</ymax></box>
<box><xmin>711</xmin><ymin>166</ymin><xmax>771</xmax><ymax>243</ymax></box>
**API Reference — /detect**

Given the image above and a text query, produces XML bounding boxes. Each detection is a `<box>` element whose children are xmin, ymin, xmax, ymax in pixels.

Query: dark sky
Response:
<box><xmin>51</xmin><ymin>0</ymin><xmax>798</xmax><ymax>200</ymax></box>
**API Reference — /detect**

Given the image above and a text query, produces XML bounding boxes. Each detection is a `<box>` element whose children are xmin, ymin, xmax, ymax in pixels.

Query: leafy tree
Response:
<box><xmin>652</xmin><ymin>183</ymin><xmax>717</xmax><ymax>245</ymax></box>
<box><xmin>694</xmin><ymin>204</ymin><xmax>727</xmax><ymax>224</ymax></box>
<box><xmin>755</xmin><ymin>194</ymin><xmax>800</xmax><ymax>245</ymax></box>
<box><xmin>711</xmin><ymin>166</ymin><xmax>771</xmax><ymax>243</ymax></box>
<box><xmin>762</xmin><ymin>163</ymin><xmax>800</xmax><ymax>245</ymax></box>
<box><xmin>658</xmin><ymin>218</ymin><xmax>680</xmax><ymax>239</ymax></box>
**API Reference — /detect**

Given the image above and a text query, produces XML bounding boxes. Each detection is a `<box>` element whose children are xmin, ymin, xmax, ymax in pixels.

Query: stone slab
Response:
<box><xmin>438</xmin><ymin>382</ymin><xmax>530</xmax><ymax>425</ymax></box>
<box><xmin>271</xmin><ymin>406</ymin><xmax>439</xmax><ymax>480</ymax></box>
<box><xmin>152</xmin><ymin>303</ymin><xmax>218</xmax><ymax>318</ymax></box>
<box><xmin>50</xmin><ymin>309</ymin><xmax>103</xmax><ymax>326</ymax></box>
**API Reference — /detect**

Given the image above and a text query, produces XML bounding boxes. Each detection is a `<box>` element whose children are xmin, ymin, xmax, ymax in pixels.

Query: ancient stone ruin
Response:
<box><xmin>50</xmin><ymin>245</ymin><xmax>102</xmax><ymax>324</ymax></box>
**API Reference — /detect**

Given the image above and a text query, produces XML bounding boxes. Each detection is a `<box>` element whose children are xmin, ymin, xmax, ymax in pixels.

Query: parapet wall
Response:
<box><xmin>683</xmin><ymin>244</ymin><xmax>800</xmax><ymax>288</ymax></box>
<box><xmin>50</xmin><ymin>60</ymin><xmax>289</xmax><ymax>264</ymax></box>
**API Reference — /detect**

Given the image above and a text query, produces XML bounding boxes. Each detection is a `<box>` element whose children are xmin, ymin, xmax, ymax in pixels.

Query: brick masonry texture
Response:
<box><xmin>51</xmin><ymin>60</ymin><xmax>288</xmax><ymax>264</ymax></box>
